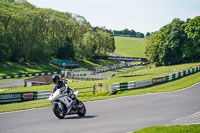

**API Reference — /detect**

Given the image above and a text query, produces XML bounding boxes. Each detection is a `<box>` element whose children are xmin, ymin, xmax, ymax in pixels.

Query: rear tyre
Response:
<box><xmin>53</xmin><ymin>102</ymin><xmax>66</xmax><ymax>119</ymax></box>
<box><xmin>77</xmin><ymin>101</ymin><xmax>86</xmax><ymax>117</ymax></box>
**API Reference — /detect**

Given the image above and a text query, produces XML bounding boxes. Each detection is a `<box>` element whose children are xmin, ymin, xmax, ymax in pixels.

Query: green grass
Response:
<box><xmin>0</xmin><ymin>62</ymin><xmax>62</xmax><ymax>76</ymax></box>
<box><xmin>0</xmin><ymin>59</ymin><xmax>116</xmax><ymax>77</ymax></box>
<box><xmin>132</xmin><ymin>124</ymin><xmax>200</xmax><ymax>133</ymax></box>
<box><xmin>113</xmin><ymin>62</ymin><xmax>200</xmax><ymax>83</ymax></box>
<box><xmin>0</xmin><ymin>99</ymin><xmax>51</xmax><ymax>113</ymax></box>
<box><xmin>78</xmin><ymin>59</ymin><xmax>117</xmax><ymax>68</ymax></box>
<box><xmin>114</xmin><ymin>36</ymin><xmax>147</xmax><ymax>57</ymax></box>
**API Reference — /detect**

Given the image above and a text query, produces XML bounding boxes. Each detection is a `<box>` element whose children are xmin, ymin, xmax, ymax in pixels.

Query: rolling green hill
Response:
<box><xmin>114</xmin><ymin>36</ymin><xmax>147</xmax><ymax>58</ymax></box>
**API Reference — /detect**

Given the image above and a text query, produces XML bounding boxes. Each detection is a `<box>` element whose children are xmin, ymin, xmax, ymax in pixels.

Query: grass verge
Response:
<box><xmin>114</xmin><ymin>36</ymin><xmax>147</xmax><ymax>57</ymax></box>
<box><xmin>132</xmin><ymin>124</ymin><xmax>200</xmax><ymax>133</ymax></box>
<box><xmin>0</xmin><ymin>71</ymin><xmax>200</xmax><ymax>113</ymax></box>
<box><xmin>0</xmin><ymin>62</ymin><xmax>62</xmax><ymax>77</ymax></box>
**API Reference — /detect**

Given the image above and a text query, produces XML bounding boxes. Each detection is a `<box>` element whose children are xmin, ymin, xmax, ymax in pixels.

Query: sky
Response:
<box><xmin>27</xmin><ymin>0</ymin><xmax>200</xmax><ymax>34</ymax></box>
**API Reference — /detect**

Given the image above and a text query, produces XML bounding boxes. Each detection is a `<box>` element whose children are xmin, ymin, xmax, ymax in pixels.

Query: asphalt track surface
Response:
<box><xmin>0</xmin><ymin>83</ymin><xmax>200</xmax><ymax>133</ymax></box>
<box><xmin>0</xmin><ymin>79</ymin><xmax>24</xmax><ymax>88</ymax></box>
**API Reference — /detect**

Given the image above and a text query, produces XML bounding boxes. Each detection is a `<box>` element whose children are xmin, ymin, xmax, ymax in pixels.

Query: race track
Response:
<box><xmin>0</xmin><ymin>83</ymin><xmax>200</xmax><ymax>133</ymax></box>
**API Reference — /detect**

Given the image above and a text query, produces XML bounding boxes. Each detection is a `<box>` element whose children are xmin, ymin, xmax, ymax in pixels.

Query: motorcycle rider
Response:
<box><xmin>51</xmin><ymin>75</ymin><xmax>79</xmax><ymax>107</ymax></box>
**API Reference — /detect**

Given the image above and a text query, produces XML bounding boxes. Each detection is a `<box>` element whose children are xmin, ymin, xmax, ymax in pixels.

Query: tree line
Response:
<box><xmin>0</xmin><ymin>1</ymin><xmax>115</xmax><ymax>62</ymax></box>
<box><xmin>145</xmin><ymin>16</ymin><xmax>200</xmax><ymax>66</ymax></box>
<box><xmin>113</xmin><ymin>29</ymin><xmax>145</xmax><ymax>38</ymax></box>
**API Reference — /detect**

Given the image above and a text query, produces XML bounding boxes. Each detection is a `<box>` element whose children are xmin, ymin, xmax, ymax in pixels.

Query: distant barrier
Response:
<box><xmin>94</xmin><ymin>56</ymin><xmax>148</xmax><ymax>62</ymax></box>
<box><xmin>0</xmin><ymin>71</ymin><xmax>61</xmax><ymax>80</ymax></box>
<box><xmin>1</xmin><ymin>62</ymin><xmax>134</xmax><ymax>80</ymax></box>
<box><xmin>0</xmin><ymin>91</ymin><xmax>52</xmax><ymax>104</ymax></box>
<box><xmin>0</xmin><ymin>92</ymin><xmax>38</xmax><ymax>104</ymax></box>
<box><xmin>62</xmin><ymin>62</ymin><xmax>134</xmax><ymax>78</ymax></box>
<box><xmin>110</xmin><ymin>66</ymin><xmax>200</xmax><ymax>94</ymax></box>
<box><xmin>66</xmin><ymin>76</ymin><xmax>104</xmax><ymax>81</ymax></box>
<box><xmin>93</xmin><ymin>62</ymin><xmax>133</xmax><ymax>74</ymax></box>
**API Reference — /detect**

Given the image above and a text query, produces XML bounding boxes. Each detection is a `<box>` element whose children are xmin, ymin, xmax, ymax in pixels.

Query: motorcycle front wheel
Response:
<box><xmin>77</xmin><ymin>101</ymin><xmax>86</xmax><ymax>117</ymax></box>
<box><xmin>53</xmin><ymin>102</ymin><xmax>66</xmax><ymax>119</ymax></box>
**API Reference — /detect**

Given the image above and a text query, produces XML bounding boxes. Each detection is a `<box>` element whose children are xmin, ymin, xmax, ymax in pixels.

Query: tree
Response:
<box><xmin>183</xmin><ymin>16</ymin><xmax>200</xmax><ymax>60</ymax></box>
<box><xmin>113</xmin><ymin>29</ymin><xmax>143</xmax><ymax>38</ymax></box>
<box><xmin>136</xmin><ymin>32</ymin><xmax>144</xmax><ymax>38</ymax></box>
<box><xmin>146</xmin><ymin>32</ymin><xmax>150</xmax><ymax>37</ymax></box>
<box><xmin>145</xmin><ymin>18</ymin><xmax>186</xmax><ymax>66</ymax></box>
<box><xmin>0</xmin><ymin>1</ymin><xmax>116</xmax><ymax>62</ymax></box>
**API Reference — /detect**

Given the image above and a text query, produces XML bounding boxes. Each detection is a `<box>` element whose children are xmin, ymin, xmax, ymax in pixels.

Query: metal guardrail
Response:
<box><xmin>37</xmin><ymin>90</ymin><xmax>51</xmax><ymax>99</ymax></box>
<box><xmin>0</xmin><ymin>91</ymin><xmax>51</xmax><ymax>104</ymax></box>
<box><xmin>0</xmin><ymin>92</ymin><xmax>37</xmax><ymax>104</ymax></box>
<box><xmin>110</xmin><ymin>66</ymin><xmax>200</xmax><ymax>94</ymax></box>
<box><xmin>0</xmin><ymin>71</ymin><xmax>61</xmax><ymax>80</ymax></box>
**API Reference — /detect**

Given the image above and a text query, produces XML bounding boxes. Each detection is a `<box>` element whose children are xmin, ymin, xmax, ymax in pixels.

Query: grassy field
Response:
<box><xmin>0</xmin><ymin>60</ymin><xmax>116</xmax><ymax>77</ymax></box>
<box><xmin>0</xmin><ymin>62</ymin><xmax>62</xmax><ymax>77</ymax></box>
<box><xmin>78</xmin><ymin>59</ymin><xmax>116</xmax><ymax>68</ymax></box>
<box><xmin>132</xmin><ymin>124</ymin><xmax>200</xmax><ymax>133</ymax></box>
<box><xmin>114</xmin><ymin>36</ymin><xmax>147</xmax><ymax>57</ymax></box>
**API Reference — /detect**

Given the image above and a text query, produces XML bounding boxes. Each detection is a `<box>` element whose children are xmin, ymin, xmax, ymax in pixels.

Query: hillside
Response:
<box><xmin>114</xmin><ymin>36</ymin><xmax>146</xmax><ymax>58</ymax></box>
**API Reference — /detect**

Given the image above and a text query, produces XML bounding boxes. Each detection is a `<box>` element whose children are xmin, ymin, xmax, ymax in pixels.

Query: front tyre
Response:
<box><xmin>77</xmin><ymin>101</ymin><xmax>86</xmax><ymax>117</ymax></box>
<box><xmin>53</xmin><ymin>102</ymin><xmax>65</xmax><ymax>119</ymax></box>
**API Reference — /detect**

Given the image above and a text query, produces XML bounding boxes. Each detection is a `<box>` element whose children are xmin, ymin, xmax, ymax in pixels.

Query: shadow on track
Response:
<box><xmin>64</xmin><ymin>115</ymin><xmax>98</xmax><ymax>120</ymax></box>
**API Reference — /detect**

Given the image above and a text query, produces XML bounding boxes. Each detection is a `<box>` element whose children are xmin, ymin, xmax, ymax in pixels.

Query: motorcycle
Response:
<box><xmin>49</xmin><ymin>89</ymin><xmax>86</xmax><ymax>119</ymax></box>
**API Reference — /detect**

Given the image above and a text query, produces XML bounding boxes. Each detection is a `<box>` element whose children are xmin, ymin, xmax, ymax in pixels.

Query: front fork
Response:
<box><xmin>57</xmin><ymin>102</ymin><xmax>63</xmax><ymax>109</ymax></box>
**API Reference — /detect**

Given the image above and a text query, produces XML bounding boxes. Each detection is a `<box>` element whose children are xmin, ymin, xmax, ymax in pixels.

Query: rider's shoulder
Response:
<box><xmin>61</xmin><ymin>79</ymin><xmax>67</xmax><ymax>84</ymax></box>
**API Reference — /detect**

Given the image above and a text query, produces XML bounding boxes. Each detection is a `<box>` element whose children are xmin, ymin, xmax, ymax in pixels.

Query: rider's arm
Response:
<box><xmin>52</xmin><ymin>86</ymin><xmax>57</xmax><ymax>93</ymax></box>
<box><xmin>64</xmin><ymin>83</ymin><xmax>73</xmax><ymax>95</ymax></box>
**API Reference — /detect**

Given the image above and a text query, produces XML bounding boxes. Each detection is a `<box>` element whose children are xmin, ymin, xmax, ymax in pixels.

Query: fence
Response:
<box><xmin>110</xmin><ymin>66</ymin><xmax>200</xmax><ymax>94</ymax></box>
<box><xmin>0</xmin><ymin>92</ymin><xmax>38</xmax><ymax>104</ymax></box>
<box><xmin>93</xmin><ymin>62</ymin><xmax>133</xmax><ymax>73</ymax></box>
<box><xmin>74</xmin><ymin>83</ymin><xmax>108</xmax><ymax>94</ymax></box>
<box><xmin>0</xmin><ymin>71</ymin><xmax>61</xmax><ymax>80</ymax></box>
<box><xmin>0</xmin><ymin>82</ymin><xmax>108</xmax><ymax>104</ymax></box>
<box><xmin>0</xmin><ymin>90</ymin><xmax>53</xmax><ymax>104</ymax></box>
<box><xmin>94</xmin><ymin>82</ymin><xmax>109</xmax><ymax>93</ymax></box>
<box><xmin>62</xmin><ymin>62</ymin><xmax>134</xmax><ymax>78</ymax></box>
<box><xmin>74</xmin><ymin>86</ymin><xmax>95</xmax><ymax>94</ymax></box>
<box><xmin>65</xmin><ymin>76</ymin><xmax>104</xmax><ymax>81</ymax></box>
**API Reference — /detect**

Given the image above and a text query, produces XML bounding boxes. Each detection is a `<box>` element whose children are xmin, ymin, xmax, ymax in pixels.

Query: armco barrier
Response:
<box><xmin>152</xmin><ymin>77</ymin><xmax>166</xmax><ymax>84</ymax></box>
<box><xmin>135</xmin><ymin>79</ymin><xmax>153</xmax><ymax>88</ymax></box>
<box><xmin>0</xmin><ymin>92</ymin><xmax>37</xmax><ymax>104</ymax></box>
<box><xmin>110</xmin><ymin>81</ymin><xmax>135</xmax><ymax>94</ymax></box>
<box><xmin>110</xmin><ymin>66</ymin><xmax>200</xmax><ymax>94</ymax></box>
<box><xmin>0</xmin><ymin>91</ymin><xmax>51</xmax><ymax>104</ymax></box>
<box><xmin>0</xmin><ymin>71</ymin><xmax>61</xmax><ymax>80</ymax></box>
<box><xmin>37</xmin><ymin>90</ymin><xmax>51</xmax><ymax>99</ymax></box>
